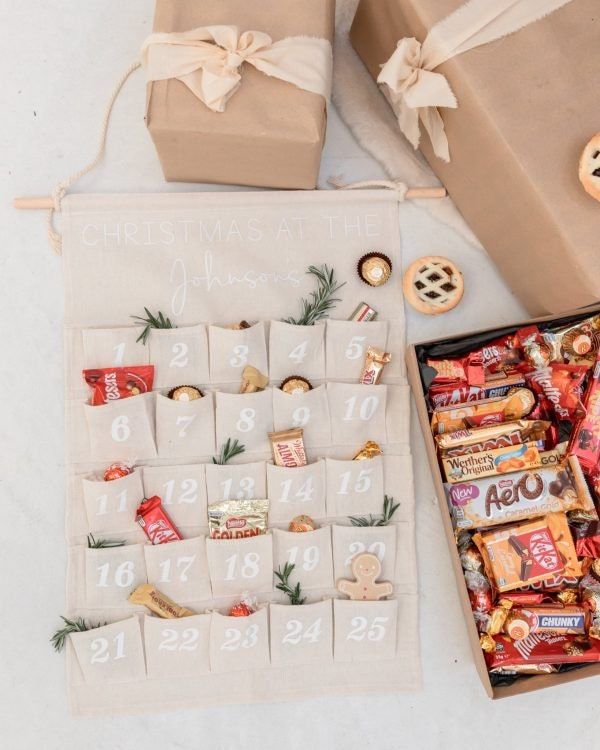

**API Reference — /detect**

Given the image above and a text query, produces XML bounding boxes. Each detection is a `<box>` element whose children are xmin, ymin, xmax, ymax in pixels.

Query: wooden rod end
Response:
<box><xmin>13</xmin><ymin>196</ymin><xmax>54</xmax><ymax>210</ymax></box>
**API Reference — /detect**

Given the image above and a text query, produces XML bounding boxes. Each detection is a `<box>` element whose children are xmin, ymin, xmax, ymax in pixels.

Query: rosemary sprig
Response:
<box><xmin>283</xmin><ymin>264</ymin><xmax>346</xmax><ymax>326</ymax></box>
<box><xmin>131</xmin><ymin>307</ymin><xmax>174</xmax><ymax>344</ymax></box>
<box><xmin>275</xmin><ymin>563</ymin><xmax>306</xmax><ymax>605</ymax></box>
<box><xmin>50</xmin><ymin>616</ymin><xmax>105</xmax><ymax>653</ymax></box>
<box><xmin>87</xmin><ymin>534</ymin><xmax>126</xmax><ymax>549</ymax></box>
<box><xmin>212</xmin><ymin>438</ymin><xmax>246</xmax><ymax>465</ymax></box>
<box><xmin>349</xmin><ymin>495</ymin><xmax>400</xmax><ymax>527</ymax></box>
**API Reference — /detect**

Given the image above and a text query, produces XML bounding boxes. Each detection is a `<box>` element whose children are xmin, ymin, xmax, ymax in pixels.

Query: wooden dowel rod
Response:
<box><xmin>13</xmin><ymin>186</ymin><xmax>447</xmax><ymax>209</ymax></box>
<box><xmin>13</xmin><ymin>196</ymin><xmax>54</xmax><ymax>209</ymax></box>
<box><xmin>405</xmin><ymin>187</ymin><xmax>447</xmax><ymax>199</ymax></box>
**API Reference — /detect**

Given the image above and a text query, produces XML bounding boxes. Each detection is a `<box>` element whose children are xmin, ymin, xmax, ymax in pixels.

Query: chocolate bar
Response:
<box><xmin>445</xmin><ymin>456</ymin><xmax>595</xmax><ymax>530</ymax></box>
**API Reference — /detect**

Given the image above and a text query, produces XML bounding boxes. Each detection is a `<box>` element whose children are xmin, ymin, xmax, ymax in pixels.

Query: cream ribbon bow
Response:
<box><xmin>377</xmin><ymin>0</ymin><xmax>574</xmax><ymax>162</ymax></box>
<box><xmin>141</xmin><ymin>25</ymin><xmax>332</xmax><ymax>112</ymax></box>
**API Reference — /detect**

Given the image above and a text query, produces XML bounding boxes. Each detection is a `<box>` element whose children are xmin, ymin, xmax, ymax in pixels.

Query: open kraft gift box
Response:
<box><xmin>407</xmin><ymin>303</ymin><xmax>600</xmax><ymax>698</ymax></box>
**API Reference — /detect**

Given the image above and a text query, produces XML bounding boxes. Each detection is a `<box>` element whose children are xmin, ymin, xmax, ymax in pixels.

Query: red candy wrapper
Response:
<box><xmin>83</xmin><ymin>365</ymin><xmax>154</xmax><ymax>406</ymax></box>
<box><xmin>569</xmin><ymin>354</ymin><xmax>600</xmax><ymax>474</ymax></box>
<box><xmin>428</xmin><ymin>373</ymin><xmax>526</xmax><ymax>409</ymax></box>
<box><xmin>572</xmin><ymin>522</ymin><xmax>600</xmax><ymax>558</ymax></box>
<box><xmin>473</xmin><ymin>332</ymin><xmax>522</xmax><ymax>375</ymax></box>
<box><xmin>527</xmin><ymin>364</ymin><xmax>587</xmax><ymax>423</ymax></box>
<box><xmin>485</xmin><ymin>632</ymin><xmax>600</xmax><ymax>670</ymax></box>
<box><xmin>103</xmin><ymin>462</ymin><xmax>132</xmax><ymax>481</ymax></box>
<box><xmin>136</xmin><ymin>496</ymin><xmax>182</xmax><ymax>545</ymax></box>
<box><xmin>427</xmin><ymin>352</ymin><xmax>485</xmax><ymax>387</ymax></box>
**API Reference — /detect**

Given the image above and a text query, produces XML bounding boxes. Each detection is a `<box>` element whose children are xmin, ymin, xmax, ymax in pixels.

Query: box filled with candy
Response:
<box><xmin>407</xmin><ymin>305</ymin><xmax>600</xmax><ymax>698</ymax></box>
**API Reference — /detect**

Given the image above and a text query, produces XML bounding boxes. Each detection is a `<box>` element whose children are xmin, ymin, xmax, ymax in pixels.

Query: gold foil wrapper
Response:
<box><xmin>358</xmin><ymin>252</ymin><xmax>392</xmax><ymax>287</ymax></box>
<box><xmin>480</xmin><ymin>633</ymin><xmax>496</xmax><ymax>653</ymax></box>
<box><xmin>359</xmin><ymin>346</ymin><xmax>391</xmax><ymax>385</ymax></box>
<box><xmin>288</xmin><ymin>514</ymin><xmax>317</xmax><ymax>532</ymax></box>
<box><xmin>240</xmin><ymin>365</ymin><xmax>269</xmax><ymax>394</ymax></box>
<box><xmin>168</xmin><ymin>385</ymin><xmax>203</xmax><ymax>401</ymax></box>
<box><xmin>487</xmin><ymin>599</ymin><xmax>513</xmax><ymax>636</ymax></box>
<box><xmin>353</xmin><ymin>440</ymin><xmax>383</xmax><ymax>460</ymax></box>
<box><xmin>208</xmin><ymin>498</ymin><xmax>269</xmax><ymax>539</ymax></box>
<box><xmin>280</xmin><ymin>376</ymin><xmax>312</xmax><ymax>395</ymax></box>
<box><xmin>129</xmin><ymin>584</ymin><xmax>194</xmax><ymax>618</ymax></box>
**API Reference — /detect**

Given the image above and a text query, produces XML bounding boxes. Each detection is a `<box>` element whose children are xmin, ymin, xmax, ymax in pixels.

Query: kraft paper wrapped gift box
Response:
<box><xmin>350</xmin><ymin>0</ymin><xmax>600</xmax><ymax>316</ymax></box>
<box><xmin>145</xmin><ymin>0</ymin><xmax>335</xmax><ymax>189</ymax></box>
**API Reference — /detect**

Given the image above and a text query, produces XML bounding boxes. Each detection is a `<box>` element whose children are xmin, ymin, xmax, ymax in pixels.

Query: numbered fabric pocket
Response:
<box><xmin>85</xmin><ymin>544</ymin><xmax>147</xmax><ymax>608</ymax></box>
<box><xmin>209</xmin><ymin>607</ymin><xmax>270</xmax><ymax>673</ymax></box>
<box><xmin>144</xmin><ymin>613</ymin><xmax>211</xmax><ymax>679</ymax></box>
<box><xmin>82</xmin><ymin>327</ymin><xmax>149</xmax><ymax>369</ymax></box>
<box><xmin>331</xmin><ymin>525</ymin><xmax>397</xmax><ymax>584</ymax></box>
<box><xmin>333</xmin><ymin>599</ymin><xmax>398</xmax><ymax>662</ymax></box>
<box><xmin>70</xmin><ymin>617</ymin><xmax>146</xmax><ymax>685</ymax></box>
<box><xmin>208</xmin><ymin>322</ymin><xmax>268</xmax><ymax>384</ymax></box>
<box><xmin>148</xmin><ymin>325</ymin><xmax>210</xmax><ymax>389</ymax></box>
<box><xmin>82</xmin><ymin>468</ymin><xmax>144</xmax><ymax>535</ymax></box>
<box><xmin>155</xmin><ymin>392</ymin><xmax>216</xmax><ymax>459</ymax></box>
<box><xmin>84</xmin><ymin>392</ymin><xmax>157</xmax><ymax>461</ymax></box>
<box><xmin>325</xmin><ymin>320</ymin><xmax>389</xmax><ymax>381</ymax></box>
<box><xmin>272</xmin><ymin>526</ymin><xmax>333</xmax><ymax>590</ymax></box>
<box><xmin>272</xmin><ymin>384</ymin><xmax>331</xmax><ymax>447</ymax></box>
<box><xmin>205</xmin><ymin>461</ymin><xmax>267</xmax><ymax>504</ymax></box>
<box><xmin>206</xmin><ymin>534</ymin><xmax>273</xmax><ymax>598</ymax></box>
<box><xmin>327</xmin><ymin>383</ymin><xmax>387</xmax><ymax>446</ymax></box>
<box><xmin>269</xmin><ymin>599</ymin><xmax>333</xmax><ymax>667</ymax></box>
<box><xmin>215</xmin><ymin>389</ymin><xmax>273</xmax><ymax>454</ymax></box>
<box><xmin>268</xmin><ymin>321</ymin><xmax>325</xmax><ymax>381</ymax></box>
<box><xmin>142</xmin><ymin>464</ymin><xmax>207</xmax><ymax>529</ymax></box>
<box><xmin>325</xmin><ymin>456</ymin><xmax>384</xmax><ymax>518</ymax></box>
<box><xmin>267</xmin><ymin>460</ymin><xmax>326</xmax><ymax>524</ymax></box>
<box><xmin>144</xmin><ymin>537</ymin><xmax>211</xmax><ymax>603</ymax></box>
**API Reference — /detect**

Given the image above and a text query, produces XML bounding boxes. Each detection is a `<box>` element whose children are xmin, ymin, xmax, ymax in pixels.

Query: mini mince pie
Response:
<box><xmin>402</xmin><ymin>256</ymin><xmax>464</xmax><ymax>315</ymax></box>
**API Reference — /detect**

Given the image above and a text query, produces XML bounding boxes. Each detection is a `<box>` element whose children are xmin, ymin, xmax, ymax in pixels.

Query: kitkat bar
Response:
<box><xmin>442</xmin><ymin>442</ymin><xmax>541</xmax><ymax>484</ymax></box>
<box><xmin>485</xmin><ymin>633</ymin><xmax>600</xmax><ymax>671</ymax></box>
<box><xmin>428</xmin><ymin>372</ymin><xmax>526</xmax><ymax>409</ymax></box>
<box><xmin>445</xmin><ymin>456</ymin><xmax>595</xmax><ymax>530</ymax></box>
<box><xmin>569</xmin><ymin>353</ymin><xmax>600</xmax><ymax>474</ymax></box>
<box><xmin>473</xmin><ymin>513</ymin><xmax>581</xmax><ymax>593</ymax></box>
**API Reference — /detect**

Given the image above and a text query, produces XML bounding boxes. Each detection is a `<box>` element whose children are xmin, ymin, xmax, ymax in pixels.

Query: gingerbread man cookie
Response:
<box><xmin>336</xmin><ymin>553</ymin><xmax>393</xmax><ymax>601</ymax></box>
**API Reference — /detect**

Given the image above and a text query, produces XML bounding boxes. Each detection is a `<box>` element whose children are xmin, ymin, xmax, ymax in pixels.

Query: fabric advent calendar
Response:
<box><xmin>61</xmin><ymin>189</ymin><xmax>420</xmax><ymax>714</ymax></box>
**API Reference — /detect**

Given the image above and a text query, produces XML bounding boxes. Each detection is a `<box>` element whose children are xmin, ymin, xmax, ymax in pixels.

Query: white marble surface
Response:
<box><xmin>2</xmin><ymin>2</ymin><xmax>596</xmax><ymax>748</ymax></box>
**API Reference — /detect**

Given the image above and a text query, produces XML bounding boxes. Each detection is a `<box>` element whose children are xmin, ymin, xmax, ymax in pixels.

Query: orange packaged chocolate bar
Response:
<box><xmin>473</xmin><ymin>513</ymin><xmax>582</xmax><ymax>593</ymax></box>
<box><xmin>430</xmin><ymin>388</ymin><xmax>535</xmax><ymax>434</ymax></box>
<box><xmin>442</xmin><ymin>442</ymin><xmax>541</xmax><ymax>484</ymax></box>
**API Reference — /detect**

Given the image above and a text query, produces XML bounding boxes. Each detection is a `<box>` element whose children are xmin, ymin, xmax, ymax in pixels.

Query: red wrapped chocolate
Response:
<box><xmin>103</xmin><ymin>462</ymin><xmax>132</xmax><ymax>481</ymax></box>
<box><xmin>473</xmin><ymin>332</ymin><xmax>522</xmax><ymax>375</ymax></box>
<box><xmin>83</xmin><ymin>365</ymin><xmax>154</xmax><ymax>406</ymax></box>
<box><xmin>569</xmin><ymin>354</ymin><xmax>600</xmax><ymax>474</ymax></box>
<box><xmin>485</xmin><ymin>632</ymin><xmax>600</xmax><ymax>670</ymax></box>
<box><xmin>527</xmin><ymin>364</ymin><xmax>587</xmax><ymax>423</ymax></box>
<box><xmin>427</xmin><ymin>352</ymin><xmax>484</xmax><ymax>386</ymax></box>
<box><xmin>428</xmin><ymin>373</ymin><xmax>526</xmax><ymax>409</ymax></box>
<box><xmin>136</xmin><ymin>496</ymin><xmax>182</xmax><ymax>545</ymax></box>
<box><xmin>572</xmin><ymin>522</ymin><xmax>600</xmax><ymax>559</ymax></box>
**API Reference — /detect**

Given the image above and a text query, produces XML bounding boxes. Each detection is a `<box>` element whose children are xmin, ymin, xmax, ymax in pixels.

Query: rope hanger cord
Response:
<box><xmin>44</xmin><ymin>61</ymin><xmax>141</xmax><ymax>255</ymax></box>
<box><xmin>14</xmin><ymin>55</ymin><xmax>447</xmax><ymax>255</ymax></box>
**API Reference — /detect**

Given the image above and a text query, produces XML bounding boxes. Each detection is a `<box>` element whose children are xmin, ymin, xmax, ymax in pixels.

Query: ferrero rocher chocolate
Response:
<box><xmin>358</xmin><ymin>252</ymin><xmax>392</xmax><ymax>287</ymax></box>
<box><xmin>240</xmin><ymin>365</ymin><xmax>268</xmax><ymax>394</ymax></box>
<box><xmin>168</xmin><ymin>385</ymin><xmax>203</xmax><ymax>401</ymax></box>
<box><xmin>129</xmin><ymin>584</ymin><xmax>194</xmax><ymax>618</ymax></box>
<box><xmin>268</xmin><ymin>427</ymin><xmax>307</xmax><ymax>467</ymax></box>
<box><xmin>359</xmin><ymin>346</ymin><xmax>391</xmax><ymax>385</ymax></box>
<box><xmin>280</xmin><ymin>376</ymin><xmax>312</xmax><ymax>395</ymax></box>
<box><xmin>353</xmin><ymin>440</ymin><xmax>383</xmax><ymax>460</ymax></box>
<box><xmin>349</xmin><ymin>302</ymin><xmax>377</xmax><ymax>322</ymax></box>
<box><xmin>228</xmin><ymin>320</ymin><xmax>251</xmax><ymax>330</ymax></box>
<box><xmin>288</xmin><ymin>514</ymin><xmax>317</xmax><ymax>532</ymax></box>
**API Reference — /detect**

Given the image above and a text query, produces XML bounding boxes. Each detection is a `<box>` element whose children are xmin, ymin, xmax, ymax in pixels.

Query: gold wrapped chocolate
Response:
<box><xmin>557</xmin><ymin>589</ymin><xmax>579</xmax><ymax>606</ymax></box>
<box><xmin>240</xmin><ymin>365</ymin><xmax>268</xmax><ymax>394</ymax></box>
<box><xmin>479</xmin><ymin>633</ymin><xmax>496</xmax><ymax>653</ymax></box>
<box><xmin>280</xmin><ymin>376</ymin><xmax>312</xmax><ymax>395</ymax></box>
<box><xmin>129</xmin><ymin>583</ymin><xmax>194</xmax><ymax>619</ymax></box>
<box><xmin>353</xmin><ymin>440</ymin><xmax>383</xmax><ymax>460</ymax></box>
<box><xmin>358</xmin><ymin>252</ymin><xmax>392</xmax><ymax>287</ymax></box>
<box><xmin>487</xmin><ymin>599</ymin><xmax>513</xmax><ymax>636</ymax></box>
<box><xmin>359</xmin><ymin>346</ymin><xmax>391</xmax><ymax>385</ymax></box>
